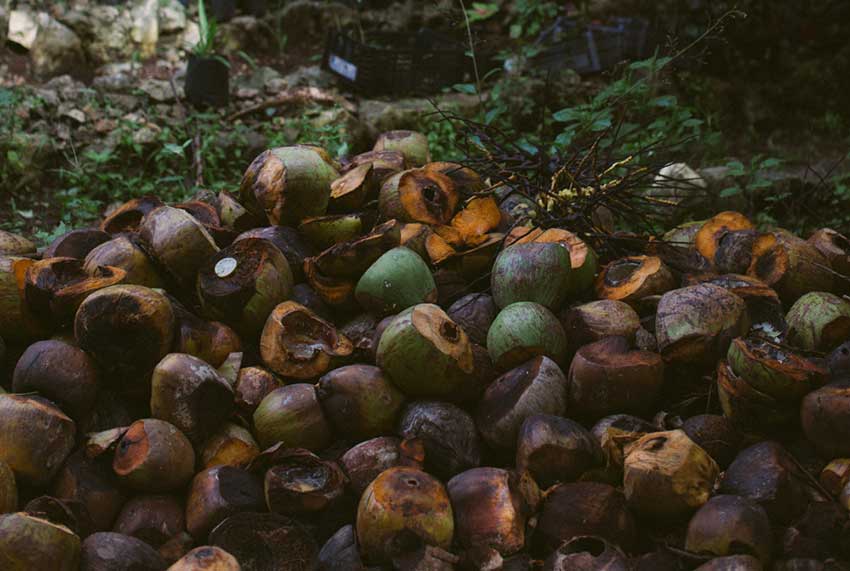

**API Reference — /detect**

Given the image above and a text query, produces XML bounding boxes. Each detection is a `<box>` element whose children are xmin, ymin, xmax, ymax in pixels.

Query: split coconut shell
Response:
<box><xmin>239</xmin><ymin>146</ymin><xmax>340</xmax><ymax>225</ymax></box>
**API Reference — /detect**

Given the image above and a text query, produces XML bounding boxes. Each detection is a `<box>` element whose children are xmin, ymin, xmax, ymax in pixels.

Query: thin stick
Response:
<box><xmin>456</xmin><ymin>0</ymin><xmax>484</xmax><ymax>107</ymax></box>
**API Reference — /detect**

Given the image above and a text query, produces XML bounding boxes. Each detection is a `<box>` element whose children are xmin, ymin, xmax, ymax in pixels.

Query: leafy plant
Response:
<box><xmin>194</xmin><ymin>0</ymin><xmax>219</xmax><ymax>57</ymax></box>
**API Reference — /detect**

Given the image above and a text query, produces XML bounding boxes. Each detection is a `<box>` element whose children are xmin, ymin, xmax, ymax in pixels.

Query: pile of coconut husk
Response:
<box><xmin>0</xmin><ymin>128</ymin><xmax>849</xmax><ymax>571</ymax></box>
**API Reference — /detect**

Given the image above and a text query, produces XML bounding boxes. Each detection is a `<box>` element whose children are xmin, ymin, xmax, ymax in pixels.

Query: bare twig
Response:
<box><xmin>227</xmin><ymin>87</ymin><xmax>351</xmax><ymax>121</ymax></box>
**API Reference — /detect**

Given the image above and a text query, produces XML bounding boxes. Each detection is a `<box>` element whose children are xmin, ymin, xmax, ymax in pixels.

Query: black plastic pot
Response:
<box><xmin>185</xmin><ymin>55</ymin><xmax>230</xmax><ymax>109</ymax></box>
<box><xmin>211</xmin><ymin>0</ymin><xmax>237</xmax><ymax>22</ymax></box>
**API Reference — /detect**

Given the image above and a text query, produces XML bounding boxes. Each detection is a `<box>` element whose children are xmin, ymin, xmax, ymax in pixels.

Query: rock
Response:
<box><xmin>235</xmin><ymin>66</ymin><xmax>282</xmax><ymax>93</ymax></box>
<box><xmin>92</xmin><ymin>71</ymin><xmax>135</xmax><ymax>92</ymax></box>
<box><xmin>359</xmin><ymin>93</ymin><xmax>480</xmax><ymax>134</ymax></box>
<box><xmin>179</xmin><ymin>20</ymin><xmax>200</xmax><ymax>51</ymax></box>
<box><xmin>158</xmin><ymin>0</ymin><xmax>186</xmax><ymax>34</ymax></box>
<box><xmin>8</xmin><ymin>9</ymin><xmax>38</xmax><ymax>49</ymax></box>
<box><xmin>133</xmin><ymin>123</ymin><xmax>162</xmax><ymax>145</ymax></box>
<box><xmin>130</xmin><ymin>0</ymin><xmax>159</xmax><ymax>58</ymax></box>
<box><xmin>81</xmin><ymin>0</ymin><xmax>159</xmax><ymax>64</ymax></box>
<box><xmin>278</xmin><ymin>0</ymin><xmax>355</xmax><ymax>46</ymax></box>
<box><xmin>235</xmin><ymin>87</ymin><xmax>260</xmax><ymax>99</ymax></box>
<box><xmin>138</xmin><ymin>78</ymin><xmax>178</xmax><ymax>102</ymax></box>
<box><xmin>85</xmin><ymin>6</ymin><xmax>131</xmax><ymax>64</ymax></box>
<box><xmin>104</xmin><ymin>93</ymin><xmax>141</xmax><ymax>112</ymax></box>
<box><xmin>218</xmin><ymin>16</ymin><xmax>274</xmax><ymax>53</ymax></box>
<box><xmin>279</xmin><ymin>65</ymin><xmax>337</xmax><ymax>91</ymax></box>
<box><xmin>34</xmin><ymin>88</ymin><xmax>60</xmax><ymax>108</ymax></box>
<box><xmin>58</xmin><ymin>104</ymin><xmax>86</xmax><ymax>124</ymax></box>
<box><xmin>30</xmin><ymin>14</ymin><xmax>85</xmax><ymax>79</ymax></box>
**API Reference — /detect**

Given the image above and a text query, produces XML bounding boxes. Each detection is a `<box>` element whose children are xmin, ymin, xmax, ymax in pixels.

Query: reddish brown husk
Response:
<box><xmin>535</xmin><ymin>482</ymin><xmax>638</xmax><ymax>553</ymax></box>
<box><xmin>150</xmin><ymin>353</ymin><xmax>235</xmax><ymax>444</ymax></box>
<box><xmin>208</xmin><ymin>512</ymin><xmax>318</xmax><ymax>571</ymax></box>
<box><xmin>262</xmin><ymin>449</ymin><xmax>347</xmax><ymax>515</ymax></box>
<box><xmin>113</xmin><ymin>495</ymin><xmax>185</xmax><ymax>547</ymax></box>
<box><xmin>12</xmin><ymin>339</ymin><xmax>100</xmax><ymax>422</ymax></box>
<box><xmin>185</xmin><ymin>466</ymin><xmax>264</xmax><ymax>540</ymax></box>
<box><xmin>801</xmin><ymin>381</ymin><xmax>850</xmax><ymax>459</ymax></box>
<box><xmin>0</xmin><ymin>395</ymin><xmax>76</xmax><ymax>487</ymax></box>
<box><xmin>101</xmin><ymin>196</ymin><xmax>164</xmax><ymax>235</ymax></box>
<box><xmin>112</xmin><ymin>419</ymin><xmax>195</xmax><ymax>492</ymax></box>
<box><xmin>25</xmin><ymin>257</ymin><xmax>126</xmax><ymax>325</ymax></box>
<box><xmin>167</xmin><ymin>546</ymin><xmax>240</xmax><ymax>571</ymax></box>
<box><xmin>259</xmin><ymin>301</ymin><xmax>353</xmax><ymax>379</ymax></box>
<box><xmin>44</xmin><ymin>228</ymin><xmax>111</xmax><ymax>260</ymax></box>
<box><xmin>447</xmin><ymin>467</ymin><xmax>539</xmax><ymax>556</ymax></box>
<box><xmin>51</xmin><ymin>450</ymin><xmax>126</xmax><ymax>531</ymax></box>
<box><xmin>197</xmin><ymin>237</ymin><xmax>294</xmax><ymax>338</ymax></box>
<box><xmin>170</xmin><ymin>299</ymin><xmax>242</xmax><ymax>369</ymax></box>
<box><xmin>569</xmin><ymin>337</ymin><xmax>664</xmax><ymax>421</ymax></box>
<box><xmin>339</xmin><ymin>437</ymin><xmax>425</xmax><ymax>497</ymax></box>
<box><xmin>694</xmin><ymin>211</ymin><xmax>754</xmax><ymax>266</ymax></box>
<box><xmin>516</xmin><ymin>414</ymin><xmax>603</xmax><ymax>489</ymax></box>
<box><xmin>683</xmin><ymin>273</ymin><xmax>785</xmax><ymax>330</ymax></box>
<box><xmin>74</xmin><ymin>285</ymin><xmax>175</xmax><ymax>393</ymax></box>
<box><xmin>234</xmin><ymin>366</ymin><xmax>284</xmax><ymax>417</ymax></box>
<box><xmin>655</xmin><ymin>283</ymin><xmax>749</xmax><ymax>365</ymax></box>
<box><xmin>379</xmin><ymin>169</ymin><xmax>459</xmax><ymax>225</ymax></box>
<box><xmin>747</xmin><ymin>230</ymin><xmax>834</xmax><ymax>303</ymax></box>
<box><xmin>809</xmin><ymin>228</ymin><xmax>850</xmax><ymax>294</ymax></box>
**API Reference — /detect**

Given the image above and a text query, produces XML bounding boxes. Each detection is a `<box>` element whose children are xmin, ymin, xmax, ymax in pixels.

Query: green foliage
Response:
<box><xmin>550</xmin><ymin>54</ymin><xmax>720</xmax><ymax>160</ymax></box>
<box><xmin>194</xmin><ymin>0</ymin><xmax>218</xmax><ymax>56</ymax></box>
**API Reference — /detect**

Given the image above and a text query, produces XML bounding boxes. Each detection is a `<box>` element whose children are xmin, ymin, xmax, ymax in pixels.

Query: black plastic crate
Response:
<box><xmin>323</xmin><ymin>29</ymin><xmax>471</xmax><ymax>96</ymax></box>
<box><xmin>535</xmin><ymin>17</ymin><xmax>652</xmax><ymax>74</ymax></box>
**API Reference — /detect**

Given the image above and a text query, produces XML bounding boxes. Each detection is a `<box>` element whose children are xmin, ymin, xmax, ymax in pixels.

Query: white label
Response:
<box><xmin>328</xmin><ymin>54</ymin><xmax>358</xmax><ymax>81</ymax></box>
<box><xmin>215</xmin><ymin>257</ymin><xmax>238</xmax><ymax>278</ymax></box>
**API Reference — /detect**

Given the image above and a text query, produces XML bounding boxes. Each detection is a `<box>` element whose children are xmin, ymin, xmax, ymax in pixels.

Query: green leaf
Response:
<box><xmin>553</xmin><ymin>107</ymin><xmax>583</xmax><ymax>123</ymax></box>
<box><xmin>467</xmin><ymin>2</ymin><xmax>499</xmax><ymax>22</ymax></box>
<box><xmin>17</xmin><ymin>209</ymin><xmax>34</xmax><ymax>219</ymax></box>
<box><xmin>163</xmin><ymin>143</ymin><xmax>185</xmax><ymax>157</ymax></box>
<box><xmin>719</xmin><ymin>187</ymin><xmax>741</xmax><ymax>198</ymax></box>
<box><xmin>484</xmin><ymin>107</ymin><xmax>501</xmax><ymax>125</ymax></box>
<box><xmin>554</xmin><ymin>131</ymin><xmax>575</xmax><ymax>148</ymax></box>
<box><xmin>759</xmin><ymin>157</ymin><xmax>782</xmax><ymax>169</ymax></box>
<box><xmin>452</xmin><ymin>83</ymin><xmax>477</xmax><ymax>95</ymax></box>
<box><xmin>725</xmin><ymin>160</ymin><xmax>746</xmax><ymax>177</ymax></box>
<box><xmin>518</xmin><ymin>140</ymin><xmax>538</xmax><ymax>155</ymax></box>
<box><xmin>651</xmin><ymin>95</ymin><xmax>677</xmax><ymax>107</ymax></box>
<box><xmin>591</xmin><ymin>116</ymin><xmax>612</xmax><ymax>131</ymax></box>
<box><xmin>509</xmin><ymin>24</ymin><xmax>523</xmax><ymax>39</ymax></box>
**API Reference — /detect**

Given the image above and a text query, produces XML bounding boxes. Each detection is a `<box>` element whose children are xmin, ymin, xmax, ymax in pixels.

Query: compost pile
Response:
<box><xmin>1</xmin><ymin>131</ymin><xmax>850</xmax><ymax>571</ymax></box>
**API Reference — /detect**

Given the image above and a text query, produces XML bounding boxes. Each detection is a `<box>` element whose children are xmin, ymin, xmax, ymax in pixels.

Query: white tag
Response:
<box><xmin>328</xmin><ymin>54</ymin><xmax>358</xmax><ymax>81</ymax></box>
<box><xmin>215</xmin><ymin>257</ymin><xmax>238</xmax><ymax>278</ymax></box>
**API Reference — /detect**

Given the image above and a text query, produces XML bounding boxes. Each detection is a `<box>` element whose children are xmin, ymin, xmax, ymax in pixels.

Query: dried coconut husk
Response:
<box><xmin>747</xmin><ymin>229</ymin><xmax>834</xmax><ymax>303</ymax></box>
<box><xmin>259</xmin><ymin>301</ymin><xmax>353</xmax><ymax>379</ymax></box>
<box><xmin>84</xmin><ymin>236</ymin><xmax>166</xmax><ymax>289</ymax></box>
<box><xmin>239</xmin><ymin>146</ymin><xmax>340</xmax><ymax>226</ymax></box>
<box><xmin>0</xmin><ymin>230</ymin><xmax>36</xmax><ymax>256</ymax></box>
<box><xmin>43</xmin><ymin>228</ymin><xmax>111</xmax><ymax>260</ymax></box>
<box><xmin>694</xmin><ymin>211</ymin><xmax>755</xmax><ymax>270</ymax></box>
<box><xmin>595</xmin><ymin>255</ymin><xmax>675</xmax><ymax>305</ymax></box>
<box><xmin>379</xmin><ymin>168</ymin><xmax>459</xmax><ymax>226</ymax></box>
<box><xmin>809</xmin><ymin>228</ymin><xmax>850</xmax><ymax>294</ymax></box>
<box><xmin>329</xmin><ymin>163</ymin><xmax>376</xmax><ymax>212</ymax></box>
<box><xmin>24</xmin><ymin>257</ymin><xmax>126</xmax><ymax>326</ymax></box>
<box><xmin>373</xmin><ymin>130</ymin><xmax>431</xmax><ymax>167</ymax></box>
<box><xmin>0</xmin><ymin>256</ymin><xmax>48</xmax><ymax>342</ymax></box>
<box><xmin>100</xmin><ymin>196</ymin><xmax>164</xmax><ymax>235</ymax></box>
<box><xmin>450</xmin><ymin>196</ymin><xmax>501</xmax><ymax>247</ymax></box>
<box><xmin>683</xmin><ymin>273</ymin><xmax>785</xmax><ymax>333</ymax></box>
